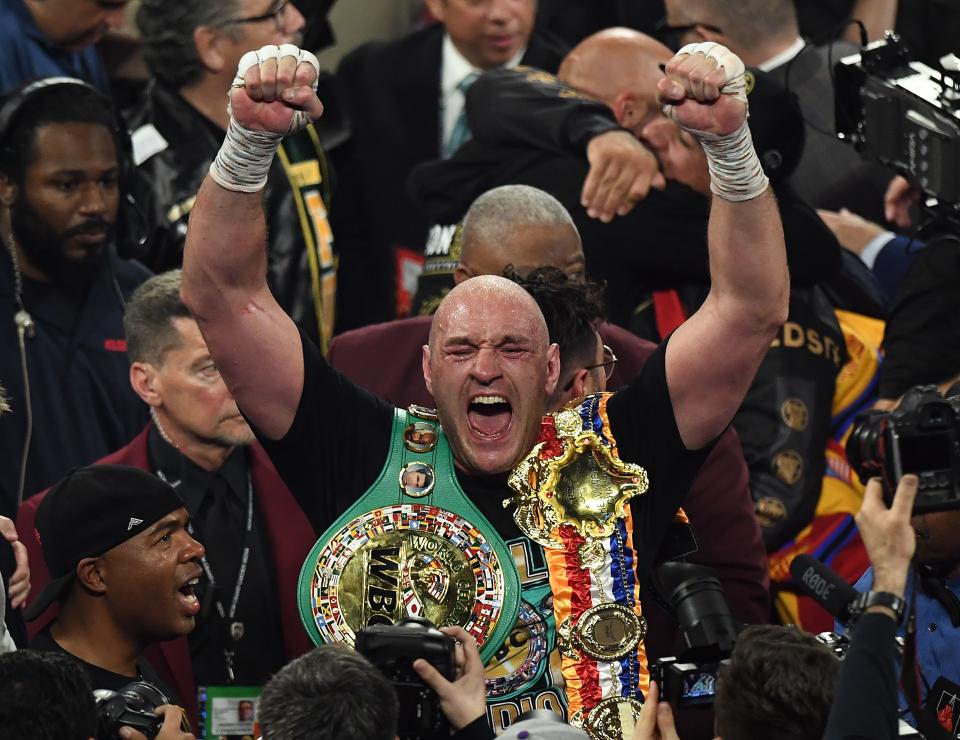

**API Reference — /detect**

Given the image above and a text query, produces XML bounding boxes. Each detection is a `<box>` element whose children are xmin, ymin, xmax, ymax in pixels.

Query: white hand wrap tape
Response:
<box><xmin>666</xmin><ymin>42</ymin><xmax>767</xmax><ymax>202</ymax></box>
<box><xmin>211</xmin><ymin>45</ymin><xmax>322</xmax><ymax>193</ymax></box>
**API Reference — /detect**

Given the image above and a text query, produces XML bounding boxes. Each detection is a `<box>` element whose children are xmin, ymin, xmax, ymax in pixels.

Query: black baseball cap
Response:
<box><xmin>25</xmin><ymin>464</ymin><xmax>185</xmax><ymax>621</ymax></box>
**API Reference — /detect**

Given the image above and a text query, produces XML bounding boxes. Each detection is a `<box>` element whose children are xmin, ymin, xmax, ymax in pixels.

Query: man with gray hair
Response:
<box><xmin>454</xmin><ymin>185</ymin><xmax>586</xmax><ymax>284</ymax></box>
<box><xmin>125</xmin><ymin>0</ymin><xmax>338</xmax><ymax>351</ymax></box>
<box><xmin>17</xmin><ymin>270</ymin><xmax>315</xmax><ymax>728</ymax></box>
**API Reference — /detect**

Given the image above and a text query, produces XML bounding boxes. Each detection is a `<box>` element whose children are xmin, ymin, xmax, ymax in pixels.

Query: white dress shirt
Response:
<box><xmin>440</xmin><ymin>34</ymin><xmax>525</xmax><ymax>149</ymax></box>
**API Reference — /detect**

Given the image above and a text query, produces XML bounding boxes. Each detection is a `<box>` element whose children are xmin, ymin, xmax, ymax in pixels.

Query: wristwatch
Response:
<box><xmin>849</xmin><ymin>590</ymin><xmax>906</xmax><ymax>625</ymax></box>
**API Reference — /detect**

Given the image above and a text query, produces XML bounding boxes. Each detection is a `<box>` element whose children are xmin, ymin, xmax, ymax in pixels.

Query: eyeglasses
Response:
<box><xmin>584</xmin><ymin>345</ymin><xmax>618</xmax><ymax>382</ymax></box>
<box><xmin>222</xmin><ymin>0</ymin><xmax>290</xmax><ymax>30</ymax></box>
<box><xmin>654</xmin><ymin>19</ymin><xmax>724</xmax><ymax>49</ymax></box>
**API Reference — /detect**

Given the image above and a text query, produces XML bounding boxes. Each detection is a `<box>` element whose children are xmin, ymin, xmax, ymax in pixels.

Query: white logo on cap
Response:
<box><xmin>127</xmin><ymin>517</ymin><xmax>144</xmax><ymax>531</ymax></box>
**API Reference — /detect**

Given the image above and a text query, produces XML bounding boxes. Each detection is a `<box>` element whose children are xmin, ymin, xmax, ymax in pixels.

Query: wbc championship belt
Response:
<box><xmin>298</xmin><ymin>405</ymin><xmax>520</xmax><ymax>663</ymax></box>
<box><xmin>506</xmin><ymin>393</ymin><xmax>650</xmax><ymax>740</ymax></box>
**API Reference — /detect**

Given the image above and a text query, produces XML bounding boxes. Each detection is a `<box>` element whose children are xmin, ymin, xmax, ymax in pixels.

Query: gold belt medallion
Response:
<box><xmin>307</xmin><ymin>503</ymin><xmax>506</xmax><ymax>649</ymax></box>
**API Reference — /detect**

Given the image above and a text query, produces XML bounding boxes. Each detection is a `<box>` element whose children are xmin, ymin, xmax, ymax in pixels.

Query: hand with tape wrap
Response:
<box><xmin>210</xmin><ymin>44</ymin><xmax>323</xmax><ymax>193</ymax></box>
<box><xmin>656</xmin><ymin>42</ymin><xmax>767</xmax><ymax>202</ymax></box>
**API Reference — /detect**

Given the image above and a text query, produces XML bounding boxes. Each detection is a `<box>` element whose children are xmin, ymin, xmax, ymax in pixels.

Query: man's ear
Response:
<box><xmin>193</xmin><ymin>25</ymin><xmax>226</xmax><ymax>74</ymax></box>
<box><xmin>453</xmin><ymin>264</ymin><xmax>473</xmax><ymax>285</ymax></box>
<box><xmin>129</xmin><ymin>362</ymin><xmax>162</xmax><ymax>407</ymax></box>
<box><xmin>696</xmin><ymin>24</ymin><xmax>727</xmax><ymax>44</ymax></box>
<box><xmin>611</xmin><ymin>91</ymin><xmax>637</xmax><ymax>129</ymax></box>
<box><xmin>422</xmin><ymin>345</ymin><xmax>434</xmax><ymax>397</ymax></box>
<box><xmin>545</xmin><ymin>343</ymin><xmax>561</xmax><ymax>397</ymax></box>
<box><xmin>76</xmin><ymin>557</ymin><xmax>107</xmax><ymax>595</ymax></box>
<box><xmin>423</xmin><ymin>0</ymin><xmax>445</xmax><ymax>23</ymax></box>
<box><xmin>568</xmin><ymin>368</ymin><xmax>590</xmax><ymax>402</ymax></box>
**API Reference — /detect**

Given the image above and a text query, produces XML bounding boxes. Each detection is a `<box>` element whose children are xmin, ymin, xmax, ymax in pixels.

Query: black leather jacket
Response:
<box><xmin>124</xmin><ymin>82</ymin><xmax>336</xmax><ymax>349</ymax></box>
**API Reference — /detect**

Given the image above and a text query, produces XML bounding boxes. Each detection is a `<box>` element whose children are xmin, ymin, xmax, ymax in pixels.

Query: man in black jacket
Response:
<box><xmin>128</xmin><ymin>0</ymin><xmax>337</xmax><ymax>351</ymax></box>
<box><xmin>0</xmin><ymin>79</ymin><xmax>150</xmax><ymax>518</ymax></box>
<box><xmin>331</xmin><ymin>0</ymin><xmax>567</xmax><ymax>329</ymax></box>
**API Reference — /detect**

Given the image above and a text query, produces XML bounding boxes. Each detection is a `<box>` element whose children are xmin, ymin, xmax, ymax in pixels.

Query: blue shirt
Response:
<box><xmin>851</xmin><ymin>567</ymin><xmax>960</xmax><ymax>725</ymax></box>
<box><xmin>0</xmin><ymin>0</ymin><xmax>109</xmax><ymax>96</ymax></box>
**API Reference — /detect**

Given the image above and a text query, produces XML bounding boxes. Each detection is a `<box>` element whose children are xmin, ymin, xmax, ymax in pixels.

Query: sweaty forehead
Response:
<box><xmin>431</xmin><ymin>276</ymin><xmax>548</xmax><ymax>347</ymax></box>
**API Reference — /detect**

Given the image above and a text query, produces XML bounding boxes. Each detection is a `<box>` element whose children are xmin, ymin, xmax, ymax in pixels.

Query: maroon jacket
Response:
<box><xmin>329</xmin><ymin>316</ymin><xmax>770</xmax><ymax>656</ymax></box>
<box><xmin>16</xmin><ymin>426</ymin><xmax>317</xmax><ymax>729</ymax></box>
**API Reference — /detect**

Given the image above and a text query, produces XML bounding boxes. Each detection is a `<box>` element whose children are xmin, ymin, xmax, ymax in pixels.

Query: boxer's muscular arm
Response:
<box><xmin>658</xmin><ymin>44</ymin><xmax>789</xmax><ymax>451</ymax></box>
<box><xmin>181</xmin><ymin>47</ymin><xmax>323</xmax><ymax>439</ymax></box>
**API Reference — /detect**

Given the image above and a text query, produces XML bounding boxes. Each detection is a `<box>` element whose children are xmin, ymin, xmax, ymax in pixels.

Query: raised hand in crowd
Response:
<box><xmin>120</xmin><ymin>704</ymin><xmax>196</xmax><ymax>740</ymax></box>
<box><xmin>632</xmin><ymin>681</ymin><xmax>681</xmax><ymax>740</ymax></box>
<box><xmin>413</xmin><ymin>626</ymin><xmax>488</xmax><ymax>732</ymax></box>
<box><xmin>582</xmin><ymin>130</ymin><xmax>665</xmax><ymax>222</ymax></box>
<box><xmin>856</xmin><ymin>474</ymin><xmax>918</xmax><ymax>604</ymax></box>
<box><xmin>0</xmin><ymin>515</ymin><xmax>29</xmax><ymax>609</ymax></box>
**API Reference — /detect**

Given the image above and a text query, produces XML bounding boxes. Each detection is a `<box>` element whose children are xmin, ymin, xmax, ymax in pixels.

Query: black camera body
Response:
<box><xmin>846</xmin><ymin>385</ymin><xmax>960</xmax><ymax>513</ymax></box>
<box><xmin>834</xmin><ymin>32</ymin><xmax>960</xmax><ymax>207</ymax></box>
<box><xmin>649</xmin><ymin>656</ymin><xmax>728</xmax><ymax>707</ymax></box>
<box><xmin>94</xmin><ymin>681</ymin><xmax>170</xmax><ymax>739</ymax></box>
<box><xmin>649</xmin><ymin>563</ymin><xmax>740</xmax><ymax>707</ymax></box>
<box><xmin>355</xmin><ymin>617</ymin><xmax>456</xmax><ymax>740</ymax></box>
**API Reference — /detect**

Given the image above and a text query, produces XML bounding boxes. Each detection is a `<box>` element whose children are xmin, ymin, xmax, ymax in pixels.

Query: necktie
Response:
<box><xmin>444</xmin><ymin>73</ymin><xmax>479</xmax><ymax>159</ymax></box>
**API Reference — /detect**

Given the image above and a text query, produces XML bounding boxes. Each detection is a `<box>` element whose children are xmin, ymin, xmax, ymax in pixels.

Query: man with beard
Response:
<box><xmin>0</xmin><ymin>0</ymin><xmax>128</xmax><ymax>96</ymax></box>
<box><xmin>181</xmin><ymin>43</ymin><xmax>787</xmax><ymax>734</ymax></box>
<box><xmin>16</xmin><ymin>270</ymin><xmax>316</xmax><ymax>729</ymax></box>
<box><xmin>0</xmin><ymin>79</ymin><xmax>150</xmax><ymax>518</ymax></box>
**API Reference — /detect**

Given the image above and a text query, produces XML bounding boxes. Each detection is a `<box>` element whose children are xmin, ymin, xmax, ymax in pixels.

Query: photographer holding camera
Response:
<box><xmin>633</xmin><ymin>475</ymin><xmax>918</xmax><ymax>740</ymax></box>
<box><xmin>821</xmin><ymin>474</ymin><xmax>918</xmax><ymax>740</ymax></box>
<box><xmin>258</xmin><ymin>626</ymin><xmax>495</xmax><ymax>740</ymax></box>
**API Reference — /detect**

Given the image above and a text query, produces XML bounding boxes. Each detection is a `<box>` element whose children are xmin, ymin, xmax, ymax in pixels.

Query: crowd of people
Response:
<box><xmin>1</xmin><ymin>1</ymin><xmax>959</xmax><ymax>739</ymax></box>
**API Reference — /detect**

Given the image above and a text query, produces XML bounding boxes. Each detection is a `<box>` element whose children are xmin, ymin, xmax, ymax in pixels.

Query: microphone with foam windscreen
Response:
<box><xmin>789</xmin><ymin>554</ymin><xmax>859</xmax><ymax>626</ymax></box>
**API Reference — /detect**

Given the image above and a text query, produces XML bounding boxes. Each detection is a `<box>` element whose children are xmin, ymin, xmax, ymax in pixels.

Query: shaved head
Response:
<box><xmin>558</xmin><ymin>28</ymin><xmax>673</xmax><ymax>119</ymax></box>
<box><xmin>430</xmin><ymin>275</ymin><xmax>550</xmax><ymax>351</ymax></box>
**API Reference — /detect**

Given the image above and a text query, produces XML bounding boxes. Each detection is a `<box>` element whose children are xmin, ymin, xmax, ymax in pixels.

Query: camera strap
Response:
<box><xmin>189</xmin><ymin>475</ymin><xmax>254</xmax><ymax>683</ymax></box>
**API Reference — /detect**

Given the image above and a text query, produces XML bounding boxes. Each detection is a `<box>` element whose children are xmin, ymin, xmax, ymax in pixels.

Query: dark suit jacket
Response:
<box><xmin>331</xmin><ymin>23</ymin><xmax>567</xmax><ymax>329</ymax></box>
<box><xmin>768</xmin><ymin>42</ymin><xmax>890</xmax><ymax>221</ymax></box>
<box><xmin>328</xmin><ymin>315</ymin><xmax>771</xmax><ymax>650</ymax></box>
<box><xmin>16</xmin><ymin>426</ymin><xmax>317</xmax><ymax>729</ymax></box>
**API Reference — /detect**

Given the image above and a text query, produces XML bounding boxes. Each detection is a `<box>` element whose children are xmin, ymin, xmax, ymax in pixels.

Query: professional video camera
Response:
<box><xmin>846</xmin><ymin>385</ymin><xmax>960</xmax><ymax>514</ymax></box>
<box><xmin>94</xmin><ymin>681</ymin><xmax>178</xmax><ymax>740</ymax></box>
<box><xmin>835</xmin><ymin>31</ymin><xmax>960</xmax><ymax>210</ymax></box>
<box><xmin>355</xmin><ymin>616</ymin><xmax>456</xmax><ymax>740</ymax></box>
<box><xmin>648</xmin><ymin>562</ymin><xmax>741</xmax><ymax>707</ymax></box>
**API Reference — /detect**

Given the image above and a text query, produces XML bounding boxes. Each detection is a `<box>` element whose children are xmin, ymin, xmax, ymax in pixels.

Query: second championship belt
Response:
<box><xmin>506</xmin><ymin>394</ymin><xmax>649</xmax><ymax>740</ymax></box>
<box><xmin>298</xmin><ymin>405</ymin><xmax>520</xmax><ymax>663</ymax></box>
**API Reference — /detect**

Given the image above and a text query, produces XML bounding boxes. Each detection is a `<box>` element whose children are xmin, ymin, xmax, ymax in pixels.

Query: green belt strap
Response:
<box><xmin>298</xmin><ymin>406</ymin><xmax>521</xmax><ymax>663</ymax></box>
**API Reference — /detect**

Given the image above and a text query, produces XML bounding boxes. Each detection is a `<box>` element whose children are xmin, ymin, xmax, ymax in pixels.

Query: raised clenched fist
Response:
<box><xmin>229</xmin><ymin>44</ymin><xmax>324</xmax><ymax>135</ymax></box>
<box><xmin>657</xmin><ymin>42</ymin><xmax>748</xmax><ymax>139</ymax></box>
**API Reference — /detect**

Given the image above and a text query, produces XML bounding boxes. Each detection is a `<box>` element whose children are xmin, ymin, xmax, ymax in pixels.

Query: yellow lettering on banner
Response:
<box><xmin>783</xmin><ymin>322</ymin><xmax>805</xmax><ymax>348</ymax></box>
<box><xmin>806</xmin><ymin>328</ymin><xmax>823</xmax><ymax>355</ymax></box>
<box><xmin>287</xmin><ymin>160</ymin><xmax>322</xmax><ymax>188</ymax></box>
<box><xmin>304</xmin><ymin>190</ymin><xmax>334</xmax><ymax>267</ymax></box>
